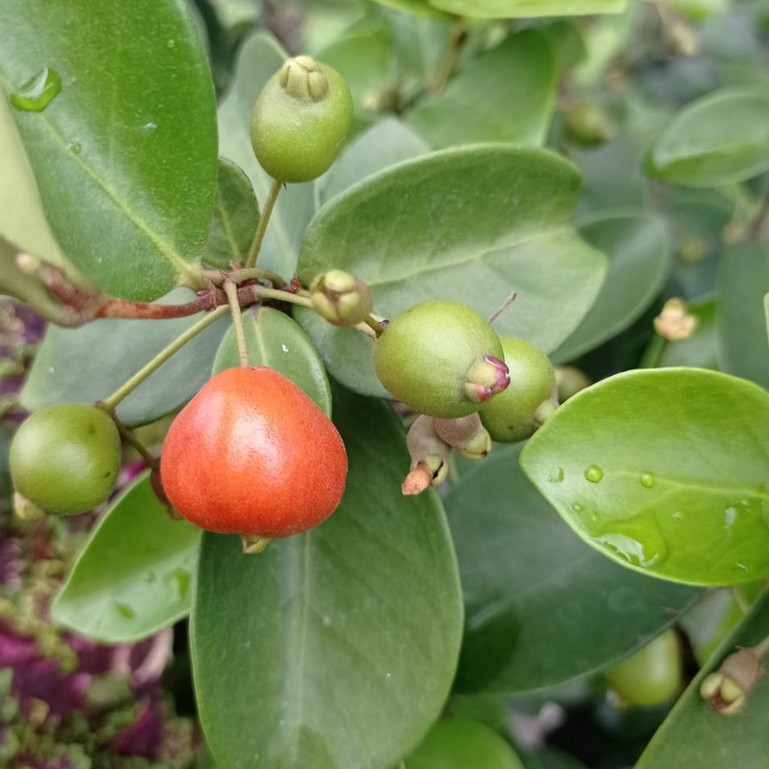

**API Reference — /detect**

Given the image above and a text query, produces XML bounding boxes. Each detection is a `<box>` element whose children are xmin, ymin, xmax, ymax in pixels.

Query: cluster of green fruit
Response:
<box><xmin>8</xmin><ymin>55</ymin><xmax>557</xmax><ymax>549</ymax></box>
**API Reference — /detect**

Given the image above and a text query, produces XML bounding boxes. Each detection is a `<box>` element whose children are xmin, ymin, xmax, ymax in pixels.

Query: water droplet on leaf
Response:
<box><xmin>66</xmin><ymin>141</ymin><xmax>81</xmax><ymax>154</ymax></box>
<box><xmin>11</xmin><ymin>67</ymin><xmax>62</xmax><ymax>111</ymax></box>
<box><xmin>640</xmin><ymin>472</ymin><xmax>655</xmax><ymax>488</ymax></box>
<box><xmin>592</xmin><ymin>510</ymin><xmax>668</xmax><ymax>569</ymax></box>
<box><xmin>166</xmin><ymin>568</ymin><xmax>190</xmax><ymax>599</ymax></box>
<box><xmin>571</xmin><ymin>501</ymin><xmax>584</xmax><ymax>513</ymax></box>
<box><xmin>548</xmin><ymin>466</ymin><xmax>564</xmax><ymax>483</ymax></box>
<box><xmin>584</xmin><ymin>465</ymin><xmax>603</xmax><ymax>483</ymax></box>
<box><xmin>115</xmin><ymin>602</ymin><xmax>136</xmax><ymax>619</ymax></box>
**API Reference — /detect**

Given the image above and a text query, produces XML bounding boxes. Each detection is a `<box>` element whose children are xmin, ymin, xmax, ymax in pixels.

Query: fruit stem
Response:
<box><xmin>100</xmin><ymin>306</ymin><xmax>230</xmax><ymax>410</ymax></box>
<box><xmin>223</xmin><ymin>279</ymin><xmax>251</xmax><ymax>367</ymax></box>
<box><xmin>430</xmin><ymin>18</ymin><xmax>467</xmax><ymax>95</ymax></box>
<box><xmin>245</xmin><ymin>178</ymin><xmax>283</xmax><ymax>270</ymax></box>
<box><xmin>108</xmin><ymin>412</ymin><xmax>160</xmax><ymax>471</ymax></box>
<box><xmin>248</xmin><ymin>285</ymin><xmax>314</xmax><ymax>309</ymax></box>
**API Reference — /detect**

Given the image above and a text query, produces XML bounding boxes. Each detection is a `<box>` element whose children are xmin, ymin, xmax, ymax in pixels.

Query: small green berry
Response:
<box><xmin>250</xmin><ymin>56</ymin><xmax>353</xmax><ymax>183</ymax></box>
<box><xmin>373</xmin><ymin>300</ymin><xmax>509</xmax><ymax>419</ymax></box>
<box><xmin>10</xmin><ymin>404</ymin><xmax>122</xmax><ymax>516</ymax></box>
<box><xmin>479</xmin><ymin>337</ymin><xmax>557</xmax><ymax>443</ymax></box>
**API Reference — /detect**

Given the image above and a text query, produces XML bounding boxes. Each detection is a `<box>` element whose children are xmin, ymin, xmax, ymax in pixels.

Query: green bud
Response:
<box><xmin>700</xmin><ymin>647</ymin><xmax>764</xmax><ymax>715</ymax></box>
<box><xmin>433</xmin><ymin>414</ymin><xmax>491</xmax><ymax>460</ymax></box>
<box><xmin>309</xmin><ymin>270</ymin><xmax>373</xmax><ymax>327</ymax></box>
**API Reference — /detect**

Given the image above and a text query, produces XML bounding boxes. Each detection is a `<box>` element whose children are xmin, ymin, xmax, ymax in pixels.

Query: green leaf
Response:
<box><xmin>20</xmin><ymin>289</ymin><xmax>230</xmax><ymax>427</ymax></box>
<box><xmin>520</xmin><ymin>368</ymin><xmax>769</xmax><ymax>586</ymax></box>
<box><xmin>521</xmin><ymin>748</ymin><xmax>589</xmax><ymax>769</ymax></box>
<box><xmin>217</xmin><ymin>33</ymin><xmax>315</xmax><ymax>278</ymax></box>
<box><xmin>637</xmin><ymin>587</ymin><xmax>769</xmax><ymax>768</ymax></box>
<box><xmin>554</xmin><ymin>211</ymin><xmax>673</xmax><ymax>362</ymax></box>
<box><xmin>370</xmin><ymin>0</ymin><xmax>450</xmax><ymax>18</ymax></box>
<box><xmin>191</xmin><ymin>388</ymin><xmax>463</xmax><ymax>769</ymax></box>
<box><xmin>205</xmin><ymin>158</ymin><xmax>259</xmax><ymax>270</ymax></box>
<box><xmin>0</xmin><ymin>0</ymin><xmax>218</xmax><ymax>299</ymax></box>
<box><xmin>427</xmin><ymin>0</ymin><xmax>626</xmax><ymax>18</ymax></box>
<box><xmin>446</xmin><ymin>444</ymin><xmax>697</xmax><ymax>693</ymax></box>
<box><xmin>408</xmin><ymin>31</ymin><xmax>556</xmax><ymax>148</ymax></box>
<box><xmin>404</xmin><ymin>718</ymin><xmax>524</xmax><ymax>769</ymax></box>
<box><xmin>646</xmin><ymin>89</ymin><xmax>769</xmax><ymax>187</ymax></box>
<box><xmin>298</xmin><ymin>145</ymin><xmax>606</xmax><ymax>396</ymax></box>
<box><xmin>320</xmin><ymin>118</ymin><xmax>430</xmax><ymax>204</ymax></box>
<box><xmin>717</xmin><ymin>241</ymin><xmax>769</xmax><ymax>389</ymax></box>
<box><xmin>51</xmin><ymin>473</ymin><xmax>200</xmax><ymax>643</ymax></box>
<box><xmin>212</xmin><ymin>307</ymin><xmax>332</xmax><ymax>416</ymax></box>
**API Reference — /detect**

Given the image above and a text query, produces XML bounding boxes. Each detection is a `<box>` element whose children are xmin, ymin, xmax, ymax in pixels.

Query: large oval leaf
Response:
<box><xmin>646</xmin><ymin>89</ymin><xmax>769</xmax><ymax>187</ymax></box>
<box><xmin>217</xmin><ymin>33</ymin><xmax>315</xmax><ymax>278</ymax></box>
<box><xmin>408</xmin><ymin>31</ymin><xmax>556</xmax><ymax>148</ymax></box>
<box><xmin>446</xmin><ymin>444</ymin><xmax>697</xmax><ymax>693</ymax></box>
<box><xmin>52</xmin><ymin>473</ymin><xmax>200</xmax><ymax>643</ymax></box>
<box><xmin>190</xmin><ymin>388</ymin><xmax>463</xmax><ymax>769</ymax></box>
<box><xmin>20</xmin><ymin>289</ymin><xmax>230</xmax><ymax>427</ymax></box>
<box><xmin>520</xmin><ymin>368</ymin><xmax>769</xmax><ymax>586</ymax></box>
<box><xmin>554</xmin><ymin>211</ymin><xmax>672</xmax><ymax>363</ymax></box>
<box><xmin>212</xmin><ymin>307</ymin><xmax>332</xmax><ymax>415</ymax></box>
<box><xmin>298</xmin><ymin>145</ymin><xmax>606</xmax><ymax>396</ymax></box>
<box><xmin>0</xmin><ymin>0</ymin><xmax>218</xmax><ymax>299</ymax></box>
<box><xmin>717</xmin><ymin>241</ymin><xmax>769</xmax><ymax>390</ymax></box>
<box><xmin>637</xmin><ymin>587</ymin><xmax>769</xmax><ymax>768</ymax></box>
<box><xmin>427</xmin><ymin>0</ymin><xmax>626</xmax><ymax>17</ymax></box>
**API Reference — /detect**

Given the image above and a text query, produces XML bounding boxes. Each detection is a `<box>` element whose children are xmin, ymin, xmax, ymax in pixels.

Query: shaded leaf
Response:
<box><xmin>205</xmin><ymin>158</ymin><xmax>259</xmax><ymax>270</ymax></box>
<box><xmin>446</xmin><ymin>444</ymin><xmax>697</xmax><ymax>693</ymax></box>
<box><xmin>427</xmin><ymin>0</ymin><xmax>626</xmax><ymax>18</ymax></box>
<box><xmin>52</xmin><ymin>473</ymin><xmax>200</xmax><ymax>643</ymax></box>
<box><xmin>0</xmin><ymin>0</ymin><xmax>218</xmax><ymax>299</ymax></box>
<box><xmin>20</xmin><ymin>289</ymin><xmax>230</xmax><ymax>427</ymax></box>
<box><xmin>646</xmin><ymin>89</ymin><xmax>769</xmax><ymax>187</ymax></box>
<box><xmin>521</xmin><ymin>368</ymin><xmax>769</xmax><ymax>586</ymax></box>
<box><xmin>298</xmin><ymin>145</ymin><xmax>606</xmax><ymax>396</ymax></box>
<box><xmin>212</xmin><ymin>307</ymin><xmax>332</xmax><ymax>415</ymax></box>
<box><xmin>554</xmin><ymin>211</ymin><xmax>672</xmax><ymax>362</ymax></box>
<box><xmin>408</xmin><ymin>31</ymin><xmax>556</xmax><ymax>148</ymax></box>
<box><xmin>191</xmin><ymin>388</ymin><xmax>463</xmax><ymax>769</ymax></box>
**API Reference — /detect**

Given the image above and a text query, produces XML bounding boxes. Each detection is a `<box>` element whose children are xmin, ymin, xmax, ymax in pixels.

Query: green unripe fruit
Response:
<box><xmin>563</xmin><ymin>103</ymin><xmax>615</xmax><ymax>147</ymax></box>
<box><xmin>373</xmin><ymin>300</ymin><xmax>509</xmax><ymax>419</ymax></box>
<box><xmin>10</xmin><ymin>404</ymin><xmax>122</xmax><ymax>516</ymax></box>
<box><xmin>250</xmin><ymin>55</ymin><xmax>353</xmax><ymax>183</ymax></box>
<box><xmin>605</xmin><ymin>629</ymin><xmax>682</xmax><ymax>707</ymax></box>
<box><xmin>479</xmin><ymin>337</ymin><xmax>557</xmax><ymax>443</ymax></box>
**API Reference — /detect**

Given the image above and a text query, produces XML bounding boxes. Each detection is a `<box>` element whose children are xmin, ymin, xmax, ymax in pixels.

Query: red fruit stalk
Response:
<box><xmin>160</xmin><ymin>367</ymin><xmax>347</xmax><ymax>538</ymax></box>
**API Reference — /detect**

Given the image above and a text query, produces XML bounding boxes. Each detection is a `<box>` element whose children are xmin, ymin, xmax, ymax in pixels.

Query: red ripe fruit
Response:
<box><xmin>160</xmin><ymin>367</ymin><xmax>347</xmax><ymax>539</ymax></box>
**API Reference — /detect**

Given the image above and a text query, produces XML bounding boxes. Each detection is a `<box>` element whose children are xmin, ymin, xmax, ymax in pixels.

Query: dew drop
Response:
<box><xmin>736</xmin><ymin>562</ymin><xmax>749</xmax><ymax>572</ymax></box>
<box><xmin>165</xmin><ymin>568</ymin><xmax>191</xmax><ymax>600</ymax></box>
<box><xmin>11</xmin><ymin>67</ymin><xmax>62</xmax><ymax>111</ymax></box>
<box><xmin>66</xmin><ymin>141</ymin><xmax>81</xmax><ymax>154</ymax></box>
<box><xmin>571</xmin><ymin>501</ymin><xmax>584</xmax><ymax>514</ymax></box>
<box><xmin>548</xmin><ymin>466</ymin><xmax>564</xmax><ymax>483</ymax></box>
<box><xmin>142</xmin><ymin>570</ymin><xmax>157</xmax><ymax>583</ymax></box>
<box><xmin>281</xmin><ymin>344</ymin><xmax>289</xmax><ymax>353</ymax></box>
<box><xmin>167</xmin><ymin>38</ymin><xmax>176</xmax><ymax>48</ymax></box>
<box><xmin>724</xmin><ymin>507</ymin><xmax>737</xmax><ymax>527</ymax></box>
<box><xmin>143</xmin><ymin>121</ymin><xmax>157</xmax><ymax>132</ymax></box>
<box><xmin>115</xmin><ymin>602</ymin><xmax>136</xmax><ymax>620</ymax></box>
<box><xmin>593</xmin><ymin>510</ymin><xmax>668</xmax><ymax>569</ymax></box>
<box><xmin>584</xmin><ymin>465</ymin><xmax>603</xmax><ymax>483</ymax></box>
<box><xmin>640</xmin><ymin>472</ymin><xmax>655</xmax><ymax>489</ymax></box>
<box><xmin>672</xmin><ymin>510</ymin><xmax>683</xmax><ymax>520</ymax></box>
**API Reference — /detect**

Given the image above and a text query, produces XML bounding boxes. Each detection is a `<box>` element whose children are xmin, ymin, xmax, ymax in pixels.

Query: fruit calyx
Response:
<box><xmin>463</xmin><ymin>355</ymin><xmax>510</xmax><ymax>404</ymax></box>
<box><xmin>280</xmin><ymin>55</ymin><xmax>329</xmax><ymax>103</ymax></box>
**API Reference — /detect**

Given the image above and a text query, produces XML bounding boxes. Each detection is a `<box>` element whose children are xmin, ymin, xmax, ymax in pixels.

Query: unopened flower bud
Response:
<box><xmin>463</xmin><ymin>355</ymin><xmax>510</xmax><ymax>404</ymax></box>
<box><xmin>433</xmin><ymin>413</ymin><xmax>491</xmax><ymax>460</ymax></box>
<box><xmin>310</xmin><ymin>270</ymin><xmax>373</xmax><ymax>327</ymax></box>
<box><xmin>402</xmin><ymin>415</ymin><xmax>451</xmax><ymax>495</ymax></box>
<box><xmin>654</xmin><ymin>298</ymin><xmax>697</xmax><ymax>341</ymax></box>
<box><xmin>13</xmin><ymin>491</ymin><xmax>46</xmax><ymax>521</ymax></box>
<box><xmin>555</xmin><ymin>366</ymin><xmax>591</xmax><ymax>402</ymax></box>
<box><xmin>700</xmin><ymin>646</ymin><xmax>764</xmax><ymax>715</ymax></box>
<box><xmin>563</xmin><ymin>103</ymin><xmax>616</xmax><ymax>147</ymax></box>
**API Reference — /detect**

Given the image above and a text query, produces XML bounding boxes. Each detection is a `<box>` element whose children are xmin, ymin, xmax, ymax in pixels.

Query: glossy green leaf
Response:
<box><xmin>217</xmin><ymin>33</ymin><xmax>315</xmax><ymax>278</ymax></box>
<box><xmin>298</xmin><ymin>145</ymin><xmax>606</xmax><ymax>396</ymax></box>
<box><xmin>717</xmin><ymin>241</ymin><xmax>769</xmax><ymax>389</ymax></box>
<box><xmin>205</xmin><ymin>158</ymin><xmax>259</xmax><ymax>270</ymax></box>
<box><xmin>191</xmin><ymin>389</ymin><xmax>463</xmax><ymax>769</ymax></box>
<box><xmin>320</xmin><ymin>118</ymin><xmax>430</xmax><ymax>204</ymax></box>
<box><xmin>212</xmin><ymin>307</ymin><xmax>332</xmax><ymax>415</ymax></box>
<box><xmin>646</xmin><ymin>89</ymin><xmax>769</xmax><ymax>187</ymax></box>
<box><xmin>446</xmin><ymin>444</ymin><xmax>697</xmax><ymax>693</ymax></box>
<box><xmin>0</xmin><ymin>0</ymin><xmax>218</xmax><ymax>299</ymax></box>
<box><xmin>20</xmin><ymin>289</ymin><xmax>230</xmax><ymax>426</ymax></box>
<box><xmin>637</xmin><ymin>587</ymin><xmax>769</xmax><ymax>768</ymax></box>
<box><xmin>408</xmin><ymin>31</ymin><xmax>556</xmax><ymax>148</ymax></box>
<box><xmin>427</xmin><ymin>0</ymin><xmax>626</xmax><ymax>17</ymax></box>
<box><xmin>52</xmin><ymin>473</ymin><xmax>200</xmax><ymax>643</ymax></box>
<box><xmin>521</xmin><ymin>368</ymin><xmax>769</xmax><ymax>586</ymax></box>
<box><xmin>539</xmin><ymin>20</ymin><xmax>588</xmax><ymax>72</ymax></box>
<box><xmin>404</xmin><ymin>718</ymin><xmax>524</xmax><ymax>769</ymax></box>
<box><xmin>554</xmin><ymin>211</ymin><xmax>672</xmax><ymax>362</ymax></box>
<box><xmin>641</xmin><ymin>298</ymin><xmax>718</xmax><ymax>370</ymax></box>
